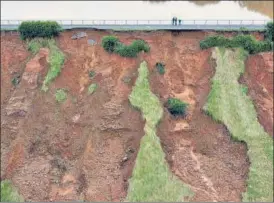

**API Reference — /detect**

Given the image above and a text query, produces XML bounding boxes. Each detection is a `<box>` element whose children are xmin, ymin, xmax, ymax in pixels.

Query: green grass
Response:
<box><xmin>26</xmin><ymin>38</ymin><xmax>65</xmax><ymax>92</ymax></box>
<box><xmin>1</xmin><ymin>180</ymin><xmax>24</xmax><ymax>202</ymax></box>
<box><xmin>204</xmin><ymin>47</ymin><xmax>273</xmax><ymax>202</ymax></box>
<box><xmin>27</xmin><ymin>38</ymin><xmax>44</xmax><ymax>54</ymax></box>
<box><xmin>88</xmin><ymin>83</ymin><xmax>97</xmax><ymax>95</ymax></box>
<box><xmin>126</xmin><ymin>61</ymin><xmax>193</xmax><ymax>202</ymax></box>
<box><xmin>55</xmin><ymin>89</ymin><xmax>67</xmax><ymax>103</ymax></box>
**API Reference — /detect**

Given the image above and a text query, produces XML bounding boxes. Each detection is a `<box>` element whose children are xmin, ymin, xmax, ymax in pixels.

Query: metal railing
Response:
<box><xmin>1</xmin><ymin>19</ymin><xmax>271</xmax><ymax>26</ymax></box>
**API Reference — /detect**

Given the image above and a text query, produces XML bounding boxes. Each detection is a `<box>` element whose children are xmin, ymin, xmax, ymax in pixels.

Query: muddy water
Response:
<box><xmin>1</xmin><ymin>1</ymin><xmax>272</xmax><ymax>20</ymax></box>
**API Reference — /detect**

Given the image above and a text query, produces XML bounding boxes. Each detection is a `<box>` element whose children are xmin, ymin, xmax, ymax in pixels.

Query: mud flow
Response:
<box><xmin>1</xmin><ymin>30</ymin><xmax>271</xmax><ymax>201</ymax></box>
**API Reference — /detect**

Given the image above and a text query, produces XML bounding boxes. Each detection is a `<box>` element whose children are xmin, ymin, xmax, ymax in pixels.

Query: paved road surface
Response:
<box><xmin>0</xmin><ymin>24</ymin><xmax>267</xmax><ymax>31</ymax></box>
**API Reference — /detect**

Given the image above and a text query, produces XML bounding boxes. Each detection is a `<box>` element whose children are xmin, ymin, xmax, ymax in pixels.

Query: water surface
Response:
<box><xmin>1</xmin><ymin>1</ymin><xmax>272</xmax><ymax>20</ymax></box>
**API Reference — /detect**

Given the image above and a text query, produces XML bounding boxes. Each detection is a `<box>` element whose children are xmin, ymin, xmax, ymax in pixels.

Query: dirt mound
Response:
<box><xmin>243</xmin><ymin>52</ymin><xmax>273</xmax><ymax>136</ymax></box>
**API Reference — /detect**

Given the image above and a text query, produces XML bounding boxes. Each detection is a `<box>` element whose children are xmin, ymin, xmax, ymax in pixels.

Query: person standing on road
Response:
<box><xmin>172</xmin><ymin>17</ymin><xmax>175</xmax><ymax>25</ymax></box>
<box><xmin>174</xmin><ymin>17</ymin><xmax>178</xmax><ymax>25</ymax></box>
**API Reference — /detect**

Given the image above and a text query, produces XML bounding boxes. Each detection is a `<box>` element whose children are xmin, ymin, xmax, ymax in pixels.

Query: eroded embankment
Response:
<box><xmin>147</xmin><ymin>34</ymin><xmax>250</xmax><ymax>201</ymax></box>
<box><xmin>206</xmin><ymin>47</ymin><xmax>273</xmax><ymax>202</ymax></box>
<box><xmin>127</xmin><ymin>61</ymin><xmax>192</xmax><ymax>202</ymax></box>
<box><xmin>1</xmin><ymin>35</ymin><xmax>30</xmax><ymax>183</ymax></box>
<box><xmin>241</xmin><ymin>52</ymin><xmax>273</xmax><ymax>136</ymax></box>
<box><xmin>1</xmin><ymin>30</ymin><xmax>272</xmax><ymax>202</ymax></box>
<box><xmin>1</xmin><ymin>31</ymin><xmax>145</xmax><ymax>201</ymax></box>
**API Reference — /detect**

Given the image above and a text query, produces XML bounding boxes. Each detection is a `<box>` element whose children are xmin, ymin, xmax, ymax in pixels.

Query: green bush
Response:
<box><xmin>200</xmin><ymin>34</ymin><xmax>273</xmax><ymax>54</ymax></box>
<box><xmin>239</xmin><ymin>27</ymin><xmax>250</xmax><ymax>35</ymax></box>
<box><xmin>114</xmin><ymin>43</ymin><xmax>139</xmax><ymax>57</ymax></box>
<box><xmin>131</xmin><ymin>39</ymin><xmax>150</xmax><ymax>53</ymax></box>
<box><xmin>166</xmin><ymin>98</ymin><xmax>188</xmax><ymax>117</ymax></box>
<box><xmin>18</xmin><ymin>21</ymin><xmax>62</xmax><ymax>40</ymax></box>
<box><xmin>155</xmin><ymin>62</ymin><xmax>165</xmax><ymax>75</ymax></box>
<box><xmin>11</xmin><ymin>76</ymin><xmax>20</xmax><ymax>86</ymax></box>
<box><xmin>102</xmin><ymin>36</ymin><xmax>150</xmax><ymax>58</ymax></box>
<box><xmin>233</xmin><ymin>35</ymin><xmax>258</xmax><ymax>54</ymax></box>
<box><xmin>55</xmin><ymin>89</ymin><xmax>67</xmax><ymax>103</ymax></box>
<box><xmin>88</xmin><ymin>83</ymin><xmax>97</xmax><ymax>95</ymax></box>
<box><xmin>88</xmin><ymin>70</ymin><xmax>96</xmax><ymax>79</ymax></box>
<box><xmin>200</xmin><ymin>35</ymin><xmax>231</xmax><ymax>49</ymax></box>
<box><xmin>265</xmin><ymin>22</ymin><xmax>273</xmax><ymax>41</ymax></box>
<box><xmin>102</xmin><ymin>36</ymin><xmax>119</xmax><ymax>53</ymax></box>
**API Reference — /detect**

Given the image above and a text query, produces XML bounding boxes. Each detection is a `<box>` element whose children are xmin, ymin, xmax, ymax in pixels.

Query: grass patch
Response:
<box><xmin>127</xmin><ymin>61</ymin><xmax>193</xmax><ymax>202</ymax></box>
<box><xmin>204</xmin><ymin>47</ymin><xmax>273</xmax><ymax>202</ymax></box>
<box><xmin>26</xmin><ymin>38</ymin><xmax>65</xmax><ymax>92</ymax></box>
<box><xmin>1</xmin><ymin>180</ymin><xmax>24</xmax><ymax>202</ymax></box>
<box><xmin>155</xmin><ymin>62</ymin><xmax>165</xmax><ymax>75</ymax></box>
<box><xmin>88</xmin><ymin>83</ymin><xmax>97</xmax><ymax>95</ymax></box>
<box><xmin>55</xmin><ymin>88</ymin><xmax>67</xmax><ymax>103</ymax></box>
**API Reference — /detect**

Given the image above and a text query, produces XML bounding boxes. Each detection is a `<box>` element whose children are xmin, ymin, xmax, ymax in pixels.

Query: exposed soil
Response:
<box><xmin>146</xmin><ymin>32</ymin><xmax>249</xmax><ymax>202</ymax></box>
<box><xmin>1</xmin><ymin>34</ymin><xmax>30</xmax><ymax>106</ymax></box>
<box><xmin>241</xmin><ymin>52</ymin><xmax>273</xmax><ymax>136</ymax></box>
<box><xmin>0</xmin><ymin>30</ymin><xmax>271</xmax><ymax>202</ymax></box>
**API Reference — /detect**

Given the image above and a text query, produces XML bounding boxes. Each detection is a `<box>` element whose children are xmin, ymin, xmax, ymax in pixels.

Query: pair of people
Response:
<box><xmin>172</xmin><ymin>17</ymin><xmax>182</xmax><ymax>25</ymax></box>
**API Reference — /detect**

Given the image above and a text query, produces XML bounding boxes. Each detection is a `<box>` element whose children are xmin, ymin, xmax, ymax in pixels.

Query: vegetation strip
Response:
<box><xmin>0</xmin><ymin>180</ymin><xmax>23</xmax><ymax>202</ymax></box>
<box><xmin>204</xmin><ymin>47</ymin><xmax>273</xmax><ymax>202</ymax></box>
<box><xmin>126</xmin><ymin>61</ymin><xmax>192</xmax><ymax>202</ymax></box>
<box><xmin>27</xmin><ymin>38</ymin><xmax>65</xmax><ymax>91</ymax></box>
<box><xmin>200</xmin><ymin>34</ymin><xmax>273</xmax><ymax>54</ymax></box>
